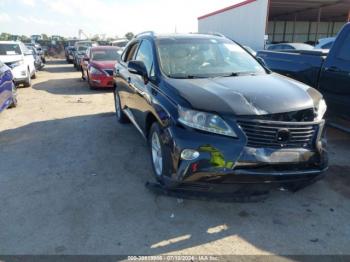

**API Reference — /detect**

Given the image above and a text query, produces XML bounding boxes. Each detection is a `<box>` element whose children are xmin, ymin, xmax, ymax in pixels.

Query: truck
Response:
<box><xmin>257</xmin><ymin>23</ymin><xmax>350</xmax><ymax>124</ymax></box>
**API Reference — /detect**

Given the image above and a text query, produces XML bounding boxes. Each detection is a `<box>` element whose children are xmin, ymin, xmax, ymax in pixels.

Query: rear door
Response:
<box><xmin>131</xmin><ymin>39</ymin><xmax>156</xmax><ymax>129</ymax></box>
<box><xmin>319</xmin><ymin>25</ymin><xmax>350</xmax><ymax>118</ymax></box>
<box><xmin>115</xmin><ymin>41</ymin><xmax>140</xmax><ymax>112</ymax></box>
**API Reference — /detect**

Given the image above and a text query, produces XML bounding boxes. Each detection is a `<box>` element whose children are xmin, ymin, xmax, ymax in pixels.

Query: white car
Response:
<box><xmin>0</xmin><ymin>41</ymin><xmax>36</xmax><ymax>87</ymax></box>
<box><xmin>315</xmin><ymin>37</ymin><xmax>336</xmax><ymax>50</ymax></box>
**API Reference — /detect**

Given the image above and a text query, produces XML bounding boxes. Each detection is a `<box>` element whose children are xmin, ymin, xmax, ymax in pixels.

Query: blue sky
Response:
<box><xmin>0</xmin><ymin>0</ymin><xmax>240</xmax><ymax>38</ymax></box>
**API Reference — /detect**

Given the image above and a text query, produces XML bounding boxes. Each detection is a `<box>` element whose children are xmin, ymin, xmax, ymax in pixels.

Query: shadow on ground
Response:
<box><xmin>32</xmin><ymin>78</ymin><xmax>113</xmax><ymax>95</ymax></box>
<box><xmin>0</xmin><ymin>113</ymin><xmax>350</xmax><ymax>255</ymax></box>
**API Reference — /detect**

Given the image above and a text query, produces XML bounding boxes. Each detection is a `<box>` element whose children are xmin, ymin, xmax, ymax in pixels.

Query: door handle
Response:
<box><xmin>326</xmin><ymin>66</ymin><xmax>341</xmax><ymax>72</ymax></box>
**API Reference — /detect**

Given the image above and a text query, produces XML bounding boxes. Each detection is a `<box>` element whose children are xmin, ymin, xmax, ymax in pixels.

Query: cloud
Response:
<box><xmin>0</xmin><ymin>12</ymin><xmax>11</xmax><ymax>22</ymax></box>
<box><xmin>17</xmin><ymin>15</ymin><xmax>58</xmax><ymax>26</ymax></box>
<box><xmin>21</xmin><ymin>0</ymin><xmax>36</xmax><ymax>6</ymax></box>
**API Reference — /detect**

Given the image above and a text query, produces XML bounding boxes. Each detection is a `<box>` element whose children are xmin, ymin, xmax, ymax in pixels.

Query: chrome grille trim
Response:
<box><xmin>237</xmin><ymin>119</ymin><xmax>319</xmax><ymax>149</ymax></box>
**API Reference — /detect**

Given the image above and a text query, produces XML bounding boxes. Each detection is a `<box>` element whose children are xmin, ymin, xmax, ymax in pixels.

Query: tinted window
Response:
<box><xmin>157</xmin><ymin>37</ymin><xmax>265</xmax><ymax>78</ymax></box>
<box><xmin>135</xmin><ymin>40</ymin><xmax>154</xmax><ymax>76</ymax></box>
<box><xmin>91</xmin><ymin>49</ymin><xmax>121</xmax><ymax>61</ymax></box>
<box><xmin>0</xmin><ymin>44</ymin><xmax>22</xmax><ymax>55</ymax></box>
<box><xmin>336</xmin><ymin>33</ymin><xmax>350</xmax><ymax>61</ymax></box>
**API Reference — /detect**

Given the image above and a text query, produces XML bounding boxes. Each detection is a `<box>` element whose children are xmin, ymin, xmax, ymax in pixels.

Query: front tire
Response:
<box><xmin>114</xmin><ymin>89</ymin><xmax>129</xmax><ymax>123</ymax></box>
<box><xmin>148</xmin><ymin>122</ymin><xmax>174</xmax><ymax>187</ymax></box>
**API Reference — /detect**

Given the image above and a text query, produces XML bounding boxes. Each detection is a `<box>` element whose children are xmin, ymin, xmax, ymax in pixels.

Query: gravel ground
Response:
<box><xmin>0</xmin><ymin>59</ymin><xmax>349</xmax><ymax>256</ymax></box>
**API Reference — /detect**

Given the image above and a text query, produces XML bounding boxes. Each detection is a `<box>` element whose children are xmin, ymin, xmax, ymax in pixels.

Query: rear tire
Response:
<box><xmin>23</xmin><ymin>70</ymin><xmax>31</xmax><ymax>87</ymax></box>
<box><xmin>9</xmin><ymin>83</ymin><xmax>17</xmax><ymax>108</ymax></box>
<box><xmin>31</xmin><ymin>70</ymin><xmax>36</xmax><ymax>79</ymax></box>
<box><xmin>114</xmin><ymin>89</ymin><xmax>129</xmax><ymax>123</ymax></box>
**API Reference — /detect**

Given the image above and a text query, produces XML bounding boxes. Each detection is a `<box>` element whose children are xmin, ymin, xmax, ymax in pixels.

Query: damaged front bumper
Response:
<box><xmin>161</xmin><ymin>118</ymin><xmax>328</xmax><ymax>193</ymax></box>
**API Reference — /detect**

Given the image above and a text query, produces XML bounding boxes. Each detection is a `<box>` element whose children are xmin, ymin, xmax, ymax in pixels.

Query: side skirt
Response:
<box><xmin>123</xmin><ymin>108</ymin><xmax>147</xmax><ymax>140</ymax></box>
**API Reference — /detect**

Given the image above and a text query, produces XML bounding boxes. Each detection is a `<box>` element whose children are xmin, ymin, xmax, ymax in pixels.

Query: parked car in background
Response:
<box><xmin>73</xmin><ymin>45</ymin><xmax>89</xmax><ymax>70</ymax></box>
<box><xmin>0</xmin><ymin>61</ymin><xmax>17</xmax><ymax>112</ymax></box>
<box><xmin>0</xmin><ymin>41</ymin><xmax>36</xmax><ymax>87</ymax></box>
<box><xmin>26</xmin><ymin>46</ymin><xmax>45</xmax><ymax>70</ymax></box>
<box><xmin>315</xmin><ymin>37</ymin><xmax>336</xmax><ymax>50</ymax></box>
<box><xmin>25</xmin><ymin>43</ymin><xmax>45</xmax><ymax>63</ymax></box>
<box><xmin>113</xmin><ymin>32</ymin><xmax>328</xmax><ymax>194</ymax></box>
<box><xmin>74</xmin><ymin>40</ymin><xmax>98</xmax><ymax>49</ymax></box>
<box><xmin>111</xmin><ymin>39</ymin><xmax>129</xmax><ymax>49</ymax></box>
<box><xmin>257</xmin><ymin>23</ymin><xmax>350</xmax><ymax>121</ymax></box>
<box><xmin>267</xmin><ymin>43</ymin><xmax>314</xmax><ymax>51</ymax></box>
<box><xmin>82</xmin><ymin>46</ymin><xmax>121</xmax><ymax>89</ymax></box>
<box><xmin>65</xmin><ymin>46</ymin><xmax>76</xmax><ymax>63</ymax></box>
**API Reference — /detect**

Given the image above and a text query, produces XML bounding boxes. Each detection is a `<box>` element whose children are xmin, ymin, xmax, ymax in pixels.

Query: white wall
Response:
<box><xmin>198</xmin><ymin>0</ymin><xmax>269</xmax><ymax>50</ymax></box>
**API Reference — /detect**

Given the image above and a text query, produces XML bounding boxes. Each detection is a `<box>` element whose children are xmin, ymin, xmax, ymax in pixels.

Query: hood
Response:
<box><xmin>90</xmin><ymin>61</ymin><xmax>116</xmax><ymax>69</ymax></box>
<box><xmin>167</xmin><ymin>73</ymin><xmax>319</xmax><ymax>116</ymax></box>
<box><xmin>0</xmin><ymin>55</ymin><xmax>23</xmax><ymax>63</ymax></box>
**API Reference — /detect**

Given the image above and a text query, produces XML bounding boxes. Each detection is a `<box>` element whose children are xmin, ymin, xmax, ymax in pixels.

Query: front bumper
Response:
<box><xmin>89</xmin><ymin>74</ymin><xmax>114</xmax><ymax>88</ymax></box>
<box><xmin>161</xmin><ymin>120</ymin><xmax>328</xmax><ymax>191</ymax></box>
<box><xmin>11</xmin><ymin>65</ymin><xmax>28</xmax><ymax>83</ymax></box>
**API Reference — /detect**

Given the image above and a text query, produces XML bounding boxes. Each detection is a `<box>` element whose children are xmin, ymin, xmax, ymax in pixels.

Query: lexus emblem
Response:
<box><xmin>276</xmin><ymin>129</ymin><xmax>290</xmax><ymax>143</ymax></box>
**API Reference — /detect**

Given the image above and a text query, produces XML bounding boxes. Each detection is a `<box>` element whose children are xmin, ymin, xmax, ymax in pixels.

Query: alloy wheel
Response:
<box><xmin>151</xmin><ymin>132</ymin><xmax>163</xmax><ymax>177</ymax></box>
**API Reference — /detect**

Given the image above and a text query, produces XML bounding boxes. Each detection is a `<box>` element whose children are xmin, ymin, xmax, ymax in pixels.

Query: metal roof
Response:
<box><xmin>269</xmin><ymin>0</ymin><xmax>350</xmax><ymax>22</ymax></box>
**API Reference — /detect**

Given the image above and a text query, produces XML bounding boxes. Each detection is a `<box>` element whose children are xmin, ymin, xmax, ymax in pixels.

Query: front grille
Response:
<box><xmin>237</xmin><ymin>119</ymin><xmax>318</xmax><ymax>149</ymax></box>
<box><xmin>104</xmin><ymin>69</ymin><xmax>114</xmax><ymax>76</ymax></box>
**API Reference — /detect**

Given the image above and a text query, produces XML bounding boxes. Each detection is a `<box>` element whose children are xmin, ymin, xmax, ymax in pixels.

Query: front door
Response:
<box><xmin>319</xmin><ymin>26</ymin><xmax>350</xmax><ymax>119</ymax></box>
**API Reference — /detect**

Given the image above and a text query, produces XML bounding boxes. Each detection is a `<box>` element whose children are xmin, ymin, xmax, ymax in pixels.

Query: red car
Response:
<box><xmin>82</xmin><ymin>46</ymin><xmax>122</xmax><ymax>89</ymax></box>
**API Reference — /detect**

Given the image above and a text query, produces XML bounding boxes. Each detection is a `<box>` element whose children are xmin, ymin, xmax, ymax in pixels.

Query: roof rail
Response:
<box><xmin>190</xmin><ymin>32</ymin><xmax>226</xmax><ymax>38</ymax></box>
<box><xmin>135</xmin><ymin>31</ymin><xmax>155</xmax><ymax>38</ymax></box>
<box><xmin>207</xmin><ymin>32</ymin><xmax>226</xmax><ymax>38</ymax></box>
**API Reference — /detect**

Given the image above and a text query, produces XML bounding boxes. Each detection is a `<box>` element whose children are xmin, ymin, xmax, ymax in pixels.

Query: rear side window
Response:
<box><xmin>336</xmin><ymin>34</ymin><xmax>350</xmax><ymax>61</ymax></box>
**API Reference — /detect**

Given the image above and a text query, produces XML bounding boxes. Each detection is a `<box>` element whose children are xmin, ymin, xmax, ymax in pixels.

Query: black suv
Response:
<box><xmin>113</xmin><ymin>32</ymin><xmax>328</xmax><ymax>193</ymax></box>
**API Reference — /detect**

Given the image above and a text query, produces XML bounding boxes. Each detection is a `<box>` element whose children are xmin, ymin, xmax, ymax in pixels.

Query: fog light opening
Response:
<box><xmin>181</xmin><ymin>149</ymin><xmax>199</xmax><ymax>161</ymax></box>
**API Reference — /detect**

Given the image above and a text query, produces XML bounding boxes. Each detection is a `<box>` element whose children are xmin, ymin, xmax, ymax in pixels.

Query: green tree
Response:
<box><xmin>125</xmin><ymin>32</ymin><xmax>134</xmax><ymax>40</ymax></box>
<box><xmin>0</xmin><ymin>32</ymin><xmax>11</xmax><ymax>40</ymax></box>
<box><xmin>41</xmin><ymin>33</ymin><xmax>49</xmax><ymax>40</ymax></box>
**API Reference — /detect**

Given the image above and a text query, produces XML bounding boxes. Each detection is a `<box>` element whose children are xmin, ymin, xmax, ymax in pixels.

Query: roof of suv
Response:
<box><xmin>136</xmin><ymin>33</ymin><xmax>225</xmax><ymax>40</ymax></box>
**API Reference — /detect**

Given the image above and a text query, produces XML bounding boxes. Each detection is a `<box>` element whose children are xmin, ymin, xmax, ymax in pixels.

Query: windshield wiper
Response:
<box><xmin>168</xmin><ymin>74</ymin><xmax>207</xmax><ymax>79</ymax></box>
<box><xmin>220</xmin><ymin>72</ymin><xmax>258</xmax><ymax>78</ymax></box>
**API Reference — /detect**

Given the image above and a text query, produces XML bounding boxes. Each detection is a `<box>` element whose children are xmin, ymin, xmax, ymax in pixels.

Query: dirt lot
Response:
<box><xmin>0</xmin><ymin>59</ymin><xmax>350</xmax><ymax>256</ymax></box>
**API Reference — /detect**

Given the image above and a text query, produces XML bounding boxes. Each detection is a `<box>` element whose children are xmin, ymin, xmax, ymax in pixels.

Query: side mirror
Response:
<box><xmin>127</xmin><ymin>60</ymin><xmax>148</xmax><ymax>83</ymax></box>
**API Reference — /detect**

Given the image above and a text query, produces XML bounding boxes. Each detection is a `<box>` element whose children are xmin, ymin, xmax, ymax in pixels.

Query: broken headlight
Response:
<box><xmin>178</xmin><ymin>106</ymin><xmax>237</xmax><ymax>137</ymax></box>
<box><xmin>315</xmin><ymin>99</ymin><xmax>327</xmax><ymax>121</ymax></box>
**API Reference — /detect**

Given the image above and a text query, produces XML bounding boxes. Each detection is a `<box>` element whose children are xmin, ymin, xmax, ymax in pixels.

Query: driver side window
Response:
<box><xmin>135</xmin><ymin>40</ymin><xmax>155</xmax><ymax>78</ymax></box>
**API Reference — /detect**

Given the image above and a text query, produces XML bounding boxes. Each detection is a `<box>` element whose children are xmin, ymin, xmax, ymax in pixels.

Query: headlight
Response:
<box><xmin>9</xmin><ymin>60</ymin><xmax>24</xmax><ymax>68</ymax></box>
<box><xmin>315</xmin><ymin>99</ymin><xmax>327</xmax><ymax>121</ymax></box>
<box><xmin>178</xmin><ymin>106</ymin><xmax>237</xmax><ymax>137</ymax></box>
<box><xmin>89</xmin><ymin>66</ymin><xmax>104</xmax><ymax>75</ymax></box>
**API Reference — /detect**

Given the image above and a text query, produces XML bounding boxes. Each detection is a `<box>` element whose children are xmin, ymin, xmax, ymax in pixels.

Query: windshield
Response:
<box><xmin>0</xmin><ymin>44</ymin><xmax>22</xmax><ymax>55</ymax></box>
<box><xmin>91</xmin><ymin>49</ymin><xmax>120</xmax><ymax>61</ymax></box>
<box><xmin>156</xmin><ymin>37</ymin><xmax>265</xmax><ymax>78</ymax></box>
<box><xmin>78</xmin><ymin>46</ymin><xmax>88</xmax><ymax>52</ymax></box>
